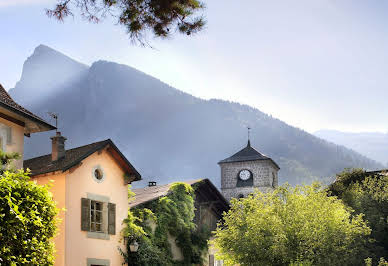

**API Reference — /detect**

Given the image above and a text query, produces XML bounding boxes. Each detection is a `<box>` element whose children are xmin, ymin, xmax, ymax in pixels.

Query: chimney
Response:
<box><xmin>148</xmin><ymin>181</ymin><xmax>157</xmax><ymax>187</ymax></box>
<box><xmin>51</xmin><ymin>132</ymin><xmax>66</xmax><ymax>161</ymax></box>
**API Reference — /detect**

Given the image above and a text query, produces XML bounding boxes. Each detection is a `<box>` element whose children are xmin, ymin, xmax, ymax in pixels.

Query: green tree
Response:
<box><xmin>47</xmin><ymin>0</ymin><xmax>205</xmax><ymax>45</ymax></box>
<box><xmin>0</xmin><ymin>154</ymin><xmax>58</xmax><ymax>265</ymax></box>
<box><xmin>330</xmin><ymin>169</ymin><xmax>388</xmax><ymax>261</ymax></box>
<box><xmin>213</xmin><ymin>184</ymin><xmax>371</xmax><ymax>266</ymax></box>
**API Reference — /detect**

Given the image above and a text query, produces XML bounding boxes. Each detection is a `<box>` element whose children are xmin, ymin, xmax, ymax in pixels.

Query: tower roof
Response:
<box><xmin>218</xmin><ymin>141</ymin><xmax>280</xmax><ymax>169</ymax></box>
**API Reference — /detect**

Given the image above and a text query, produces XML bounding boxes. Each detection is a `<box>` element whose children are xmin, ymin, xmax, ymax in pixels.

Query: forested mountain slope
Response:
<box><xmin>9</xmin><ymin>45</ymin><xmax>382</xmax><ymax>187</ymax></box>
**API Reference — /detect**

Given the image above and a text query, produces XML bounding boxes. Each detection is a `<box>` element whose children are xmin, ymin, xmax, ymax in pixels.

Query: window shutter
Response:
<box><xmin>108</xmin><ymin>203</ymin><xmax>116</xmax><ymax>235</ymax></box>
<box><xmin>6</xmin><ymin>127</ymin><xmax>11</xmax><ymax>145</ymax></box>
<box><xmin>81</xmin><ymin>198</ymin><xmax>91</xmax><ymax>231</ymax></box>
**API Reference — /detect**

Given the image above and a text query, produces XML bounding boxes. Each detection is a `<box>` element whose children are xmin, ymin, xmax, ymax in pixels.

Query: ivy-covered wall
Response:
<box><xmin>121</xmin><ymin>182</ymin><xmax>211</xmax><ymax>266</ymax></box>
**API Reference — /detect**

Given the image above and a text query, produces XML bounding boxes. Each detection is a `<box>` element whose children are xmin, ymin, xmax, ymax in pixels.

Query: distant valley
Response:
<box><xmin>315</xmin><ymin>129</ymin><xmax>388</xmax><ymax>167</ymax></box>
<box><xmin>9</xmin><ymin>45</ymin><xmax>383</xmax><ymax>187</ymax></box>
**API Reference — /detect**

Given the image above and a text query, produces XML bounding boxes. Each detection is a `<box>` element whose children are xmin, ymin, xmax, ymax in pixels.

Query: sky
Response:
<box><xmin>1</xmin><ymin>0</ymin><xmax>388</xmax><ymax>134</ymax></box>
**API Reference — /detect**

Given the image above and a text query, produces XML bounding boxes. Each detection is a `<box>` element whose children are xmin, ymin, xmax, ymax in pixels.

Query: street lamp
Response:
<box><xmin>129</xmin><ymin>240</ymin><xmax>139</xmax><ymax>252</ymax></box>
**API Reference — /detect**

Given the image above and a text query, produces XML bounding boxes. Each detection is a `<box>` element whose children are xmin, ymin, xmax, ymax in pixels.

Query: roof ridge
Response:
<box><xmin>0</xmin><ymin>83</ymin><xmax>55</xmax><ymax>131</ymax></box>
<box><xmin>218</xmin><ymin>142</ymin><xmax>278</xmax><ymax>167</ymax></box>
<box><xmin>23</xmin><ymin>138</ymin><xmax>141</xmax><ymax>182</ymax></box>
<box><xmin>25</xmin><ymin>139</ymin><xmax>111</xmax><ymax>162</ymax></box>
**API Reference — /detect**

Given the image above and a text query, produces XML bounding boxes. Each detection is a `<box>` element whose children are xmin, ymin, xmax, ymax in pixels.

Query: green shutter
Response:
<box><xmin>6</xmin><ymin>127</ymin><xmax>11</xmax><ymax>145</ymax></box>
<box><xmin>81</xmin><ymin>198</ymin><xmax>91</xmax><ymax>231</ymax></box>
<box><xmin>108</xmin><ymin>203</ymin><xmax>116</xmax><ymax>235</ymax></box>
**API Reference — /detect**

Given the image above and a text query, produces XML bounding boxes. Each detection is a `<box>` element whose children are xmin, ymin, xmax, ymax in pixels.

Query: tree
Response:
<box><xmin>0</xmin><ymin>155</ymin><xmax>58</xmax><ymax>265</ymax></box>
<box><xmin>46</xmin><ymin>0</ymin><xmax>206</xmax><ymax>45</ymax></box>
<box><xmin>213</xmin><ymin>184</ymin><xmax>371</xmax><ymax>266</ymax></box>
<box><xmin>329</xmin><ymin>169</ymin><xmax>388</xmax><ymax>261</ymax></box>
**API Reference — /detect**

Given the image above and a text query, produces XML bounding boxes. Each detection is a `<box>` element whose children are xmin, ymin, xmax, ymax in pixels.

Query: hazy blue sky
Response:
<box><xmin>1</xmin><ymin>0</ymin><xmax>388</xmax><ymax>133</ymax></box>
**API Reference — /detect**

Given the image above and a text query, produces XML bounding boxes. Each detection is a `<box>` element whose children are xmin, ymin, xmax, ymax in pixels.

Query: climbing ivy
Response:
<box><xmin>121</xmin><ymin>182</ymin><xmax>210</xmax><ymax>265</ymax></box>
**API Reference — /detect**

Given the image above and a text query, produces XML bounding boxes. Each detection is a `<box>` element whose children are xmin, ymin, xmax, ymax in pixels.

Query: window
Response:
<box><xmin>81</xmin><ymin>197</ymin><xmax>116</xmax><ymax>239</ymax></box>
<box><xmin>0</xmin><ymin>123</ymin><xmax>11</xmax><ymax>152</ymax></box>
<box><xmin>87</xmin><ymin>258</ymin><xmax>110</xmax><ymax>266</ymax></box>
<box><xmin>90</xmin><ymin>200</ymin><xmax>103</xmax><ymax>232</ymax></box>
<box><xmin>272</xmin><ymin>172</ymin><xmax>276</xmax><ymax>188</ymax></box>
<box><xmin>92</xmin><ymin>166</ymin><xmax>105</xmax><ymax>183</ymax></box>
<box><xmin>94</xmin><ymin>169</ymin><xmax>103</xmax><ymax>181</ymax></box>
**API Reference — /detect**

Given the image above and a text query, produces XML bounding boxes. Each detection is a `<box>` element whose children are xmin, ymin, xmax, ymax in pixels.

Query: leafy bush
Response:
<box><xmin>213</xmin><ymin>183</ymin><xmax>371</xmax><ymax>266</ymax></box>
<box><xmin>0</xmin><ymin>169</ymin><xmax>58</xmax><ymax>265</ymax></box>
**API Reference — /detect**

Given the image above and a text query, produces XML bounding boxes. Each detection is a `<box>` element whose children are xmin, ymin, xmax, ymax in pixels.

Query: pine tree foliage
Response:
<box><xmin>46</xmin><ymin>0</ymin><xmax>205</xmax><ymax>45</ymax></box>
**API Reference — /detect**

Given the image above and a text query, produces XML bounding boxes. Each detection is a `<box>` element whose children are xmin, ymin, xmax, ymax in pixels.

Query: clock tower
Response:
<box><xmin>218</xmin><ymin>140</ymin><xmax>280</xmax><ymax>202</ymax></box>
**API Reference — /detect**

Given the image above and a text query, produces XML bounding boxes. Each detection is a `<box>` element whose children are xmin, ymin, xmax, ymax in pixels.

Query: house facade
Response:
<box><xmin>25</xmin><ymin>135</ymin><xmax>141</xmax><ymax>266</ymax></box>
<box><xmin>0</xmin><ymin>84</ymin><xmax>55</xmax><ymax>168</ymax></box>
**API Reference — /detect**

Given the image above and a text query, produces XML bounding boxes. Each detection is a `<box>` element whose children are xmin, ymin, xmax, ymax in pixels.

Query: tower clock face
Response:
<box><xmin>239</xmin><ymin>169</ymin><xmax>251</xmax><ymax>181</ymax></box>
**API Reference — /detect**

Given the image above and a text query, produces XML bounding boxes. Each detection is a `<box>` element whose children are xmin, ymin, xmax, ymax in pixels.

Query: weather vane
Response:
<box><xmin>48</xmin><ymin>112</ymin><xmax>58</xmax><ymax>132</ymax></box>
<box><xmin>247</xmin><ymin>126</ymin><xmax>251</xmax><ymax>142</ymax></box>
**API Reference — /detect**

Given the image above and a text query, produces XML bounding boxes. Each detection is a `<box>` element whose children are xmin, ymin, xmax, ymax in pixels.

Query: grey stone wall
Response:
<box><xmin>220</xmin><ymin>160</ymin><xmax>278</xmax><ymax>202</ymax></box>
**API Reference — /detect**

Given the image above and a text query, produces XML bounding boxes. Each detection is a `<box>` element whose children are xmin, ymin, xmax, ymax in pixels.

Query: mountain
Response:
<box><xmin>315</xmin><ymin>129</ymin><xmax>388</xmax><ymax>166</ymax></box>
<box><xmin>9</xmin><ymin>45</ymin><xmax>383</xmax><ymax>187</ymax></box>
<box><xmin>12</xmin><ymin>45</ymin><xmax>88</xmax><ymax>106</ymax></box>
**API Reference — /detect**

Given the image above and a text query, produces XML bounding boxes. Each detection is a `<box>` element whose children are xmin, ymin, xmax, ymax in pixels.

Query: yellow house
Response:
<box><xmin>0</xmin><ymin>84</ymin><xmax>55</xmax><ymax>167</ymax></box>
<box><xmin>24</xmin><ymin>135</ymin><xmax>141</xmax><ymax>266</ymax></box>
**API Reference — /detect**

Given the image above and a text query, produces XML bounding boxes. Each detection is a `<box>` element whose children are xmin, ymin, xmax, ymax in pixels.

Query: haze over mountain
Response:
<box><xmin>315</xmin><ymin>129</ymin><xmax>388</xmax><ymax>167</ymax></box>
<box><xmin>9</xmin><ymin>45</ymin><xmax>383</xmax><ymax>187</ymax></box>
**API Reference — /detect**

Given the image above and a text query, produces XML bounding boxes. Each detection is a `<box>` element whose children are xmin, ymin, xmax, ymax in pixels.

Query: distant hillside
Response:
<box><xmin>315</xmin><ymin>129</ymin><xmax>388</xmax><ymax>166</ymax></box>
<box><xmin>9</xmin><ymin>45</ymin><xmax>383</xmax><ymax>187</ymax></box>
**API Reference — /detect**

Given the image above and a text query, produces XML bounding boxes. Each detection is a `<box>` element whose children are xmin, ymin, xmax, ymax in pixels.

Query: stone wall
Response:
<box><xmin>220</xmin><ymin>160</ymin><xmax>278</xmax><ymax>201</ymax></box>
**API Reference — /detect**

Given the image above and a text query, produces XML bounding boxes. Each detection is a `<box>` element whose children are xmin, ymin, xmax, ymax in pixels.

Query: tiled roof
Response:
<box><xmin>129</xmin><ymin>179</ymin><xmax>202</xmax><ymax>208</ymax></box>
<box><xmin>24</xmin><ymin>139</ymin><xmax>141</xmax><ymax>181</ymax></box>
<box><xmin>218</xmin><ymin>141</ymin><xmax>280</xmax><ymax>169</ymax></box>
<box><xmin>366</xmin><ymin>169</ymin><xmax>388</xmax><ymax>176</ymax></box>
<box><xmin>0</xmin><ymin>84</ymin><xmax>55</xmax><ymax>131</ymax></box>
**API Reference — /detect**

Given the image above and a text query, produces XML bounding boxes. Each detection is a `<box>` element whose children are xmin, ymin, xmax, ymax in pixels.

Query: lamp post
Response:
<box><xmin>129</xmin><ymin>240</ymin><xmax>139</xmax><ymax>252</ymax></box>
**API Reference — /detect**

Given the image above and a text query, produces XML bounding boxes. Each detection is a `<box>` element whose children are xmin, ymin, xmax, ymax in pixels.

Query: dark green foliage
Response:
<box><xmin>47</xmin><ymin>0</ymin><xmax>205</xmax><ymax>45</ymax></box>
<box><xmin>122</xmin><ymin>182</ymin><xmax>210</xmax><ymax>265</ymax></box>
<box><xmin>329</xmin><ymin>169</ymin><xmax>388</xmax><ymax>261</ymax></box>
<box><xmin>0</xmin><ymin>170</ymin><xmax>58</xmax><ymax>265</ymax></box>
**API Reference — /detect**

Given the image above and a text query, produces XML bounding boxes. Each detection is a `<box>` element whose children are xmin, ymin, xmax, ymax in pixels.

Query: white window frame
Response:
<box><xmin>86</xmin><ymin>193</ymin><xmax>110</xmax><ymax>240</ymax></box>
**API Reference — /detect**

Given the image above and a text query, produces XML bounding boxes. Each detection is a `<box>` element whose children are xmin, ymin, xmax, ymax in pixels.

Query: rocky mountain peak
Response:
<box><xmin>10</xmin><ymin>45</ymin><xmax>88</xmax><ymax>105</ymax></box>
